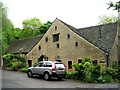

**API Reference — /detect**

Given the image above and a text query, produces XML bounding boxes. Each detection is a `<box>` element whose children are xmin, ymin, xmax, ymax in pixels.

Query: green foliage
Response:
<box><xmin>20</xmin><ymin>67</ymin><xmax>28</xmax><ymax>73</ymax></box>
<box><xmin>11</xmin><ymin>61</ymin><xmax>22</xmax><ymax>71</ymax></box>
<box><xmin>101</xmin><ymin>67</ymin><xmax>118</xmax><ymax>82</ymax></box>
<box><xmin>98</xmin><ymin>75</ymin><xmax>114</xmax><ymax>83</ymax></box>
<box><xmin>107</xmin><ymin>1</ymin><xmax>120</xmax><ymax>11</ymax></box>
<box><xmin>2</xmin><ymin>5</ymin><xmax>14</xmax><ymax>53</ymax></box>
<box><xmin>98</xmin><ymin>15</ymin><xmax>118</xmax><ymax>24</ymax></box>
<box><xmin>2</xmin><ymin>53</ymin><xmax>14</xmax><ymax>68</ymax></box>
<box><xmin>72</xmin><ymin>58</ymin><xmax>119</xmax><ymax>83</ymax></box>
<box><xmin>1</xmin><ymin>3</ymin><xmax>52</xmax><ymax>54</ymax></box>
<box><xmin>66</xmin><ymin>72</ymin><xmax>79</xmax><ymax>80</ymax></box>
<box><xmin>21</xmin><ymin>18</ymin><xmax>52</xmax><ymax>39</ymax></box>
<box><xmin>2</xmin><ymin>53</ymin><xmax>27</xmax><ymax>71</ymax></box>
<box><xmin>22</xmin><ymin>17</ymin><xmax>42</xmax><ymax>30</ymax></box>
<box><xmin>66</xmin><ymin>72</ymin><xmax>73</xmax><ymax>79</ymax></box>
<box><xmin>40</xmin><ymin>21</ymin><xmax>52</xmax><ymax>34</ymax></box>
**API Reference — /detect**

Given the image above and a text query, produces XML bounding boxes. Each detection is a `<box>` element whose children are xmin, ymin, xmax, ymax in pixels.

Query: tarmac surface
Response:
<box><xmin>1</xmin><ymin>69</ymin><xmax>119</xmax><ymax>89</ymax></box>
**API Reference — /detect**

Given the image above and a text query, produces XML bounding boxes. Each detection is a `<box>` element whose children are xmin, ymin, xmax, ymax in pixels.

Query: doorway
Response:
<box><xmin>38</xmin><ymin>55</ymin><xmax>48</xmax><ymax>62</ymax></box>
<box><xmin>28</xmin><ymin>60</ymin><xmax>32</xmax><ymax>67</ymax></box>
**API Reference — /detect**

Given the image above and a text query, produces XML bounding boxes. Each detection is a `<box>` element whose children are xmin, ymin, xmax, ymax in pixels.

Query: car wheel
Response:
<box><xmin>44</xmin><ymin>72</ymin><xmax>50</xmax><ymax>80</ymax></box>
<box><xmin>27</xmin><ymin>70</ymin><xmax>33</xmax><ymax>78</ymax></box>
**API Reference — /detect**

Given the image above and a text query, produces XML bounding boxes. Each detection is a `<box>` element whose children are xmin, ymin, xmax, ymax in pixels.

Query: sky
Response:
<box><xmin>2</xmin><ymin>0</ymin><xmax>119</xmax><ymax>29</ymax></box>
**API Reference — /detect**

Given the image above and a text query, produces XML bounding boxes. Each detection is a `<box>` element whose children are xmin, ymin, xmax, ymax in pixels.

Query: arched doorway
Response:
<box><xmin>55</xmin><ymin>55</ymin><xmax>61</xmax><ymax>62</ymax></box>
<box><xmin>38</xmin><ymin>55</ymin><xmax>48</xmax><ymax>62</ymax></box>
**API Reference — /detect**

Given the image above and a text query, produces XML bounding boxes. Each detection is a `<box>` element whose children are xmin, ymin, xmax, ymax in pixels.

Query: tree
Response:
<box><xmin>1</xmin><ymin>3</ymin><xmax>52</xmax><ymax>53</ymax></box>
<box><xmin>21</xmin><ymin>18</ymin><xmax>52</xmax><ymax>38</ymax></box>
<box><xmin>22</xmin><ymin>17</ymin><xmax>42</xmax><ymax>31</ymax></box>
<box><xmin>40</xmin><ymin>21</ymin><xmax>52</xmax><ymax>34</ymax></box>
<box><xmin>98</xmin><ymin>15</ymin><xmax>118</xmax><ymax>24</ymax></box>
<box><xmin>107</xmin><ymin>1</ymin><xmax>120</xmax><ymax>11</ymax></box>
<box><xmin>1</xmin><ymin>2</ymin><xmax>14</xmax><ymax>53</ymax></box>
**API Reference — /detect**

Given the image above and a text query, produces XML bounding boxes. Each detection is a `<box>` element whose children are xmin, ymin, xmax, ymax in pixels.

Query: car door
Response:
<box><xmin>39</xmin><ymin>62</ymin><xmax>46</xmax><ymax>75</ymax></box>
<box><xmin>31</xmin><ymin>63</ymin><xmax>39</xmax><ymax>74</ymax></box>
<box><xmin>32</xmin><ymin>62</ymin><xmax>43</xmax><ymax>74</ymax></box>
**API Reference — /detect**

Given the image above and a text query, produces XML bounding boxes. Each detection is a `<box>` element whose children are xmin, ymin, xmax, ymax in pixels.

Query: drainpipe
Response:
<box><xmin>105</xmin><ymin>53</ymin><xmax>109</xmax><ymax>67</ymax></box>
<box><xmin>118</xmin><ymin>8</ymin><xmax>120</xmax><ymax>66</ymax></box>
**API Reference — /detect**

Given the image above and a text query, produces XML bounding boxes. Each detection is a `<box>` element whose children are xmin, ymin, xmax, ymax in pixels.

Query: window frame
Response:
<box><xmin>78</xmin><ymin>59</ymin><xmax>82</xmax><ymax>63</ymax></box>
<box><xmin>39</xmin><ymin>46</ymin><xmax>41</xmax><ymax>50</ymax></box>
<box><xmin>55</xmin><ymin>26</ymin><xmax>57</xmax><ymax>30</ymax></box>
<box><xmin>68</xmin><ymin>61</ymin><xmax>72</xmax><ymax>69</ymax></box>
<box><xmin>45</xmin><ymin>37</ymin><xmax>48</xmax><ymax>42</ymax></box>
<box><xmin>93</xmin><ymin>60</ymin><xmax>98</xmax><ymax>65</ymax></box>
<box><xmin>52</xmin><ymin>33</ymin><xmax>60</xmax><ymax>42</ymax></box>
<box><xmin>67</xmin><ymin>34</ymin><xmax>70</xmax><ymax>39</ymax></box>
<box><xmin>57</xmin><ymin>43</ymin><xmax>59</xmax><ymax>48</ymax></box>
<box><xmin>75</xmin><ymin>41</ymin><xmax>78</xmax><ymax>47</ymax></box>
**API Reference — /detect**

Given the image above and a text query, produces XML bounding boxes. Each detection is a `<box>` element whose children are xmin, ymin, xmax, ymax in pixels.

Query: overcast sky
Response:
<box><xmin>2</xmin><ymin>0</ymin><xmax>119</xmax><ymax>29</ymax></box>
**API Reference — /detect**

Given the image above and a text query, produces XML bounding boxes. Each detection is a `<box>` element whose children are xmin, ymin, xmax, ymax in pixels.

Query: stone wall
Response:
<box><xmin>25</xmin><ymin>19</ymin><xmax>106</xmax><ymax>71</ymax></box>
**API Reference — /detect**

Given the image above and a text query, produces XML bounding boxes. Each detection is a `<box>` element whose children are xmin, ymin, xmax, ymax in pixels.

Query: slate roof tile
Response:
<box><xmin>8</xmin><ymin>35</ymin><xmax>43</xmax><ymax>54</ymax></box>
<box><xmin>59</xmin><ymin>19</ymin><xmax>117</xmax><ymax>53</ymax></box>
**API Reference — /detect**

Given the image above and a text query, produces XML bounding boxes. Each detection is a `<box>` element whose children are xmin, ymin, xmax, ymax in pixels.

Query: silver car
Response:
<box><xmin>27</xmin><ymin>61</ymin><xmax>66</xmax><ymax>80</ymax></box>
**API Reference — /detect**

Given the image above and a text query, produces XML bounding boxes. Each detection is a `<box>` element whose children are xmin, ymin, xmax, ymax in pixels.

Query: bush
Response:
<box><xmin>72</xmin><ymin>57</ymin><xmax>119</xmax><ymax>83</ymax></box>
<box><xmin>2</xmin><ymin>53</ymin><xmax>14</xmax><ymax>68</ymax></box>
<box><xmin>2</xmin><ymin>53</ymin><xmax>27</xmax><ymax>71</ymax></box>
<box><xmin>20</xmin><ymin>67</ymin><xmax>28</xmax><ymax>73</ymax></box>
<box><xmin>11</xmin><ymin>61</ymin><xmax>22</xmax><ymax>71</ymax></box>
<box><xmin>98</xmin><ymin>75</ymin><xmax>114</xmax><ymax>83</ymax></box>
<box><xmin>66</xmin><ymin>72</ymin><xmax>72</xmax><ymax>79</ymax></box>
<box><xmin>66</xmin><ymin>72</ymin><xmax>79</xmax><ymax>80</ymax></box>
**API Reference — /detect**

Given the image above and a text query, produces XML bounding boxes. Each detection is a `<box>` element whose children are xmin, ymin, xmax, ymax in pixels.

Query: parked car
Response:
<box><xmin>27</xmin><ymin>61</ymin><xmax>66</xmax><ymax>80</ymax></box>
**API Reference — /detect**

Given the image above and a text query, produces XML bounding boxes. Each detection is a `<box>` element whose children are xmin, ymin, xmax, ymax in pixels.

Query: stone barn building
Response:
<box><xmin>8</xmin><ymin>18</ymin><xmax>120</xmax><ymax>71</ymax></box>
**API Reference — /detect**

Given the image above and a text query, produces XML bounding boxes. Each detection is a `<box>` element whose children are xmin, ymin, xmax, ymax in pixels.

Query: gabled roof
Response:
<box><xmin>59</xmin><ymin>19</ymin><xmax>117</xmax><ymax>53</ymax></box>
<box><xmin>8</xmin><ymin>35</ymin><xmax>43</xmax><ymax>54</ymax></box>
<box><xmin>8</xmin><ymin>18</ymin><xmax>118</xmax><ymax>54</ymax></box>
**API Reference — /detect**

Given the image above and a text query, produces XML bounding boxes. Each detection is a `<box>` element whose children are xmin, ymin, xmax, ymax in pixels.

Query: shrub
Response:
<box><xmin>101</xmin><ymin>67</ymin><xmax>118</xmax><ymax>81</ymax></box>
<box><xmin>98</xmin><ymin>75</ymin><xmax>114</xmax><ymax>83</ymax></box>
<box><xmin>73</xmin><ymin>58</ymin><xmax>96</xmax><ymax>82</ymax></box>
<box><xmin>2</xmin><ymin>53</ymin><xmax>27</xmax><ymax>71</ymax></box>
<box><xmin>11</xmin><ymin>61</ymin><xmax>22</xmax><ymax>71</ymax></box>
<box><xmin>2</xmin><ymin>53</ymin><xmax>14</xmax><ymax>68</ymax></box>
<box><xmin>66</xmin><ymin>72</ymin><xmax>79</xmax><ymax>80</ymax></box>
<box><xmin>20</xmin><ymin>67</ymin><xmax>28</xmax><ymax>73</ymax></box>
<box><xmin>66</xmin><ymin>72</ymin><xmax>72</xmax><ymax>79</ymax></box>
<box><xmin>72</xmin><ymin>57</ymin><xmax>119</xmax><ymax>83</ymax></box>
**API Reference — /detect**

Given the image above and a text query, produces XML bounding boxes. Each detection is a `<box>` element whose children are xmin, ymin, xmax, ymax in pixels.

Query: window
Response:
<box><xmin>113</xmin><ymin>61</ymin><xmax>117</xmax><ymax>64</ymax></box>
<box><xmin>93</xmin><ymin>60</ymin><xmax>98</xmax><ymax>65</ymax></box>
<box><xmin>78</xmin><ymin>59</ymin><xmax>82</xmax><ymax>63</ymax></box>
<box><xmin>45</xmin><ymin>37</ymin><xmax>48</xmax><ymax>42</ymax></box>
<box><xmin>35</xmin><ymin>62</ymin><xmax>43</xmax><ymax>67</ymax></box>
<box><xmin>99</xmin><ymin>60</ymin><xmax>105</xmax><ymax>63</ymax></box>
<box><xmin>53</xmin><ymin>34</ymin><xmax>59</xmax><ymax>42</ymax></box>
<box><xmin>56</xmin><ymin>60</ymin><xmax>61</xmax><ymax>62</ymax></box>
<box><xmin>75</xmin><ymin>42</ymin><xmax>78</xmax><ymax>47</ymax></box>
<box><xmin>57</xmin><ymin>43</ymin><xmax>59</xmax><ymax>48</ymax></box>
<box><xmin>39</xmin><ymin>46</ymin><xmax>41</xmax><ymax>50</ymax></box>
<box><xmin>45</xmin><ymin>62</ymin><xmax>52</xmax><ymax>67</ymax></box>
<box><xmin>55</xmin><ymin>26</ymin><xmax>57</xmax><ymax>30</ymax></box>
<box><xmin>68</xmin><ymin>61</ymin><xmax>72</xmax><ymax>69</ymax></box>
<box><xmin>67</xmin><ymin>34</ymin><xmax>70</xmax><ymax>39</ymax></box>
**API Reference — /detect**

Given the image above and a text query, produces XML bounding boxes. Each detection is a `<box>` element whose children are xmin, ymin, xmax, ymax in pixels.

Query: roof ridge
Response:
<box><xmin>11</xmin><ymin>34</ymin><xmax>44</xmax><ymax>42</ymax></box>
<box><xmin>57</xmin><ymin>18</ymin><xmax>77</xmax><ymax>30</ymax></box>
<box><xmin>77</xmin><ymin>22</ymin><xmax>117</xmax><ymax>30</ymax></box>
<box><xmin>58</xmin><ymin>18</ymin><xmax>117</xmax><ymax>53</ymax></box>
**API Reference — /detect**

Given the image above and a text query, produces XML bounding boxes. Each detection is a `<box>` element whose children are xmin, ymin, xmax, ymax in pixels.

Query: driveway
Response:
<box><xmin>2</xmin><ymin>70</ymin><xmax>119</xmax><ymax>89</ymax></box>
